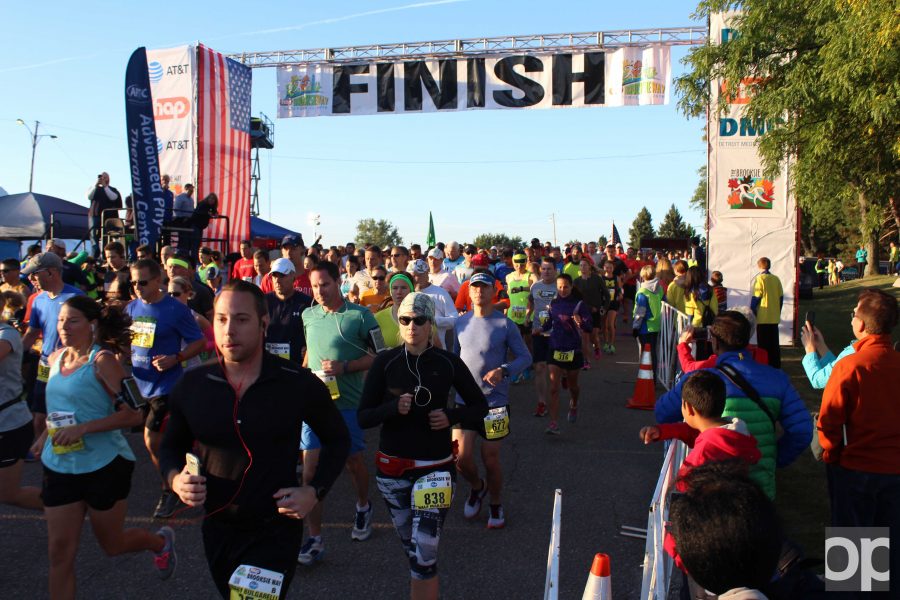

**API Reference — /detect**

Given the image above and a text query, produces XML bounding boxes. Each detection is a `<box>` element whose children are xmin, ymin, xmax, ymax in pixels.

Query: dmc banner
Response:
<box><xmin>276</xmin><ymin>46</ymin><xmax>670</xmax><ymax>118</ymax></box>
<box><xmin>125</xmin><ymin>47</ymin><xmax>166</xmax><ymax>247</ymax></box>
<box><xmin>147</xmin><ymin>45</ymin><xmax>196</xmax><ymax>196</ymax></box>
<box><xmin>707</xmin><ymin>12</ymin><xmax>797</xmax><ymax>344</ymax></box>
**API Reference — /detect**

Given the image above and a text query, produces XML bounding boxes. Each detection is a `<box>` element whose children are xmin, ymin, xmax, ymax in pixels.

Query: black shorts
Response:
<box><xmin>591</xmin><ymin>312</ymin><xmax>603</xmax><ymax>328</ymax></box>
<box><xmin>607</xmin><ymin>301</ymin><xmax>620</xmax><ymax>313</ymax></box>
<box><xmin>202</xmin><ymin>515</ymin><xmax>303</xmax><ymax>599</ymax></box>
<box><xmin>0</xmin><ymin>422</ymin><xmax>34</xmax><ymax>468</ymax></box>
<box><xmin>516</xmin><ymin>323</ymin><xmax>531</xmax><ymax>339</ymax></box>
<box><xmin>28</xmin><ymin>379</ymin><xmax>47</xmax><ymax>415</ymax></box>
<box><xmin>42</xmin><ymin>455</ymin><xmax>134</xmax><ymax>510</ymax></box>
<box><xmin>145</xmin><ymin>395</ymin><xmax>170</xmax><ymax>432</ymax></box>
<box><xmin>623</xmin><ymin>284</ymin><xmax>637</xmax><ymax>301</ymax></box>
<box><xmin>532</xmin><ymin>335</ymin><xmax>550</xmax><ymax>363</ymax></box>
<box><xmin>548</xmin><ymin>350</ymin><xmax>584</xmax><ymax>371</ymax></box>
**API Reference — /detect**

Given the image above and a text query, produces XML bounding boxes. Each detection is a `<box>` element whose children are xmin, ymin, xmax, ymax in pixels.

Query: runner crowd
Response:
<box><xmin>0</xmin><ymin>224</ymin><xmax>897</xmax><ymax>599</ymax></box>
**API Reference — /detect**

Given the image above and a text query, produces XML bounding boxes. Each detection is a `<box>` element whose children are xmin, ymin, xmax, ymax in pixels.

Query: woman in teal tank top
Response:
<box><xmin>37</xmin><ymin>296</ymin><xmax>176</xmax><ymax>598</ymax></box>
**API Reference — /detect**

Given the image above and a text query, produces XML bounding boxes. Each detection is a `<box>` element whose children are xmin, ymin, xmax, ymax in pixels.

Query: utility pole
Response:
<box><xmin>549</xmin><ymin>213</ymin><xmax>557</xmax><ymax>247</ymax></box>
<box><xmin>16</xmin><ymin>119</ymin><xmax>57</xmax><ymax>193</ymax></box>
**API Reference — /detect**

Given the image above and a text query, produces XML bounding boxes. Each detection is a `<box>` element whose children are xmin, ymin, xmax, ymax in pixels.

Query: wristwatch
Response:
<box><xmin>500</xmin><ymin>364</ymin><xmax>510</xmax><ymax>378</ymax></box>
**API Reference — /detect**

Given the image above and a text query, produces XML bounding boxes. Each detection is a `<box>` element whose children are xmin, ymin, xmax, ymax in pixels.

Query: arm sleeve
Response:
<box><xmin>802</xmin><ymin>350</ymin><xmax>837</xmax><ymax>390</ymax></box>
<box><xmin>158</xmin><ymin>380</ymin><xmax>195</xmax><ymax>482</ymax></box>
<box><xmin>633</xmin><ymin>294</ymin><xmax>648</xmax><ymax>330</ymax></box>
<box><xmin>302</xmin><ymin>376</ymin><xmax>351</xmax><ymax>496</ymax></box>
<box><xmin>433</xmin><ymin>290</ymin><xmax>458</xmax><ymax>331</ymax></box>
<box><xmin>505</xmin><ymin>320</ymin><xmax>532</xmax><ymax>377</ymax></box>
<box><xmin>656</xmin><ymin>422</ymin><xmax>700</xmax><ymax>447</ymax></box>
<box><xmin>775</xmin><ymin>377</ymin><xmax>814</xmax><ymax>467</ymax></box>
<box><xmin>357</xmin><ymin>354</ymin><xmax>400</xmax><ymax>428</ymax></box>
<box><xmin>445</xmin><ymin>354</ymin><xmax>489</xmax><ymax>428</ymax></box>
<box><xmin>678</xmin><ymin>342</ymin><xmax>715</xmax><ymax>373</ymax></box>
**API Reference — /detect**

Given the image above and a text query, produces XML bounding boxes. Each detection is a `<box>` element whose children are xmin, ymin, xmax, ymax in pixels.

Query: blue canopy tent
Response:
<box><xmin>250</xmin><ymin>215</ymin><xmax>300</xmax><ymax>246</ymax></box>
<box><xmin>0</xmin><ymin>192</ymin><xmax>89</xmax><ymax>240</ymax></box>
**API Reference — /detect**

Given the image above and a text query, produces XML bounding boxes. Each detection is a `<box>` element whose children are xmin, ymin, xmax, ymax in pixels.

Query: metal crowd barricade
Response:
<box><xmin>543</xmin><ymin>489</ymin><xmax>563</xmax><ymax>600</ymax></box>
<box><xmin>657</xmin><ymin>302</ymin><xmax>692</xmax><ymax>390</ymax></box>
<box><xmin>638</xmin><ymin>441</ymin><xmax>688</xmax><ymax>600</ymax></box>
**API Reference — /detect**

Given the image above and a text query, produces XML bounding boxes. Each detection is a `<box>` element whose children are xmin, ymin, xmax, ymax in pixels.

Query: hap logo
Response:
<box><xmin>154</xmin><ymin>97</ymin><xmax>190</xmax><ymax>120</ymax></box>
<box><xmin>126</xmin><ymin>84</ymin><xmax>150</xmax><ymax>102</ymax></box>
<box><xmin>148</xmin><ymin>61</ymin><xmax>164</xmax><ymax>83</ymax></box>
<box><xmin>825</xmin><ymin>527</ymin><xmax>890</xmax><ymax>592</ymax></box>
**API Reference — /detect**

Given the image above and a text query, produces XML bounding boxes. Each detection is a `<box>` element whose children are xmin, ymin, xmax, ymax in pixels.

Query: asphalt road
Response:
<box><xmin>1</xmin><ymin>324</ymin><xmax>666</xmax><ymax>599</ymax></box>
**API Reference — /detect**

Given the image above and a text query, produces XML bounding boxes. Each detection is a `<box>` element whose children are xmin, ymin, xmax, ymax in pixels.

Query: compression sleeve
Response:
<box><xmin>357</xmin><ymin>352</ymin><xmax>401</xmax><ymax>428</ymax></box>
<box><xmin>445</xmin><ymin>353</ymin><xmax>489</xmax><ymax>428</ymax></box>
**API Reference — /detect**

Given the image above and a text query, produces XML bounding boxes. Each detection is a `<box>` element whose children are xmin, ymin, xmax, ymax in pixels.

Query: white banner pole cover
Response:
<box><xmin>708</xmin><ymin>13</ymin><xmax>796</xmax><ymax>344</ymax></box>
<box><xmin>147</xmin><ymin>46</ymin><xmax>196</xmax><ymax>195</ymax></box>
<box><xmin>276</xmin><ymin>47</ymin><xmax>670</xmax><ymax>118</ymax></box>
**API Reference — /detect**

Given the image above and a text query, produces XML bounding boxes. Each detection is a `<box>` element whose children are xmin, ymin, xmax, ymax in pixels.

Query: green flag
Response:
<box><xmin>426</xmin><ymin>212</ymin><xmax>436</xmax><ymax>248</ymax></box>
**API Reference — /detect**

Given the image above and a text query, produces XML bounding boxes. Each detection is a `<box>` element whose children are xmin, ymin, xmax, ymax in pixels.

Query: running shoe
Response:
<box><xmin>463</xmin><ymin>480</ymin><xmax>488</xmax><ymax>520</ymax></box>
<box><xmin>567</xmin><ymin>408</ymin><xmax>578</xmax><ymax>423</ymax></box>
<box><xmin>487</xmin><ymin>505</ymin><xmax>506</xmax><ymax>529</ymax></box>
<box><xmin>602</xmin><ymin>343</ymin><xmax>611</xmax><ymax>355</ymax></box>
<box><xmin>351</xmin><ymin>502</ymin><xmax>373</xmax><ymax>541</ymax></box>
<box><xmin>153</xmin><ymin>526</ymin><xmax>177</xmax><ymax>580</ymax></box>
<box><xmin>581</xmin><ymin>361</ymin><xmax>591</xmax><ymax>371</ymax></box>
<box><xmin>153</xmin><ymin>491</ymin><xmax>184</xmax><ymax>519</ymax></box>
<box><xmin>609</xmin><ymin>343</ymin><xmax>616</xmax><ymax>355</ymax></box>
<box><xmin>545</xmin><ymin>421</ymin><xmax>561</xmax><ymax>435</ymax></box>
<box><xmin>297</xmin><ymin>537</ymin><xmax>325</xmax><ymax>565</ymax></box>
<box><xmin>533</xmin><ymin>402</ymin><xmax>548</xmax><ymax>417</ymax></box>
<box><xmin>594</xmin><ymin>347</ymin><xmax>601</xmax><ymax>360</ymax></box>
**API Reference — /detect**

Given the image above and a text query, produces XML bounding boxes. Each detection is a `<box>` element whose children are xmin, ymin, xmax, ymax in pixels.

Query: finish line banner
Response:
<box><xmin>276</xmin><ymin>46</ymin><xmax>670</xmax><ymax>118</ymax></box>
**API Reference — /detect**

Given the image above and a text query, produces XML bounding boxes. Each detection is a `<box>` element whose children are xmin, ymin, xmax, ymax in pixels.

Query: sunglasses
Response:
<box><xmin>399</xmin><ymin>315</ymin><xmax>429</xmax><ymax>326</ymax></box>
<box><xmin>131</xmin><ymin>279</ymin><xmax>150</xmax><ymax>287</ymax></box>
<box><xmin>372</xmin><ymin>276</ymin><xmax>386</xmax><ymax>281</ymax></box>
<box><xmin>169</xmin><ymin>291</ymin><xmax>183</xmax><ymax>297</ymax></box>
<box><xmin>390</xmin><ymin>254</ymin><xmax>405</xmax><ymax>258</ymax></box>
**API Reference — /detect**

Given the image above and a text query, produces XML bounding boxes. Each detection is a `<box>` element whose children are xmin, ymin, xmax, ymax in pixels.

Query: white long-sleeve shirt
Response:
<box><xmin>418</xmin><ymin>284</ymin><xmax>458</xmax><ymax>333</ymax></box>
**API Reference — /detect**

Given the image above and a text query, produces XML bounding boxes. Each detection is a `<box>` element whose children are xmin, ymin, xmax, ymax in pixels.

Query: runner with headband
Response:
<box><xmin>358</xmin><ymin>292</ymin><xmax>489</xmax><ymax>600</ymax></box>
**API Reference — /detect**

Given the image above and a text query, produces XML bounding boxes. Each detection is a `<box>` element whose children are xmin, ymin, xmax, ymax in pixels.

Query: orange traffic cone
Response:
<box><xmin>581</xmin><ymin>553</ymin><xmax>611</xmax><ymax>600</ymax></box>
<box><xmin>626</xmin><ymin>343</ymin><xmax>655</xmax><ymax>410</ymax></box>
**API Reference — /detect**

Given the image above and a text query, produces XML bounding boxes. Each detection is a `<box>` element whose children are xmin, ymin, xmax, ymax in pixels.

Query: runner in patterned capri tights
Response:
<box><xmin>358</xmin><ymin>293</ymin><xmax>489</xmax><ymax>600</ymax></box>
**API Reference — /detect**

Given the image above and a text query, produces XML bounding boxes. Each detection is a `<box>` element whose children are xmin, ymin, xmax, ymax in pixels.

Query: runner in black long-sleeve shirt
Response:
<box><xmin>160</xmin><ymin>281</ymin><xmax>350</xmax><ymax>599</ymax></box>
<box><xmin>358</xmin><ymin>293</ymin><xmax>488</xmax><ymax>600</ymax></box>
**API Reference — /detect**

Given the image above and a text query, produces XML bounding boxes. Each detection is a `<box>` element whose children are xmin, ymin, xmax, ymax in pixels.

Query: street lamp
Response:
<box><xmin>16</xmin><ymin>119</ymin><xmax>57</xmax><ymax>193</ymax></box>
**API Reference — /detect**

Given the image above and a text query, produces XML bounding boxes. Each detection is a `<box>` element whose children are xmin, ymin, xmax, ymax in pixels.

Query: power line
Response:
<box><xmin>270</xmin><ymin>148</ymin><xmax>703</xmax><ymax>165</ymax></box>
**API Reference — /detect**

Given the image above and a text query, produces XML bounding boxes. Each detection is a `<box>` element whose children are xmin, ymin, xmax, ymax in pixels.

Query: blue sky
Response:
<box><xmin>0</xmin><ymin>0</ymin><xmax>706</xmax><ymax>248</ymax></box>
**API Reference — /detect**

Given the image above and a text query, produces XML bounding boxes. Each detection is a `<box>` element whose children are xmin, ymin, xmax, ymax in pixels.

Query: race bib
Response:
<box><xmin>46</xmin><ymin>411</ymin><xmax>85</xmax><ymax>455</ymax></box>
<box><xmin>484</xmin><ymin>406</ymin><xmax>510</xmax><ymax>440</ymax></box>
<box><xmin>509</xmin><ymin>306</ymin><xmax>527</xmax><ymax>321</ymax></box>
<box><xmin>553</xmin><ymin>350</ymin><xmax>575</xmax><ymax>363</ymax></box>
<box><xmin>37</xmin><ymin>360</ymin><xmax>50</xmax><ymax>383</ymax></box>
<box><xmin>264</xmin><ymin>343</ymin><xmax>290</xmax><ymax>360</ymax></box>
<box><xmin>313</xmin><ymin>370</ymin><xmax>340</xmax><ymax>401</ymax></box>
<box><xmin>538</xmin><ymin>310</ymin><xmax>550</xmax><ymax>326</ymax></box>
<box><xmin>413</xmin><ymin>471</ymin><xmax>452</xmax><ymax>510</ymax></box>
<box><xmin>228</xmin><ymin>565</ymin><xmax>284</xmax><ymax>600</ymax></box>
<box><xmin>131</xmin><ymin>318</ymin><xmax>157</xmax><ymax>349</ymax></box>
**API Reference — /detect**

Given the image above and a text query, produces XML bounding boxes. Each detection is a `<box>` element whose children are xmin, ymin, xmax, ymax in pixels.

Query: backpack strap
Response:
<box><xmin>716</xmin><ymin>364</ymin><xmax>777</xmax><ymax>431</ymax></box>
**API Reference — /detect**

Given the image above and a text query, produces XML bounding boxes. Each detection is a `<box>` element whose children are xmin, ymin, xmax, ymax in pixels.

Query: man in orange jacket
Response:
<box><xmin>819</xmin><ymin>288</ymin><xmax>900</xmax><ymax>586</ymax></box>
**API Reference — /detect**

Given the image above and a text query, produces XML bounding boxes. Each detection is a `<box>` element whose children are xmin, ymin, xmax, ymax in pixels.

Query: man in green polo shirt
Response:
<box><xmin>299</xmin><ymin>261</ymin><xmax>383</xmax><ymax>565</ymax></box>
<box><xmin>751</xmin><ymin>257</ymin><xmax>784</xmax><ymax>368</ymax></box>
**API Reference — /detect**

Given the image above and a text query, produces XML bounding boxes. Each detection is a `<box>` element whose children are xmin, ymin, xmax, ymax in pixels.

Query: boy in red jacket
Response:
<box><xmin>639</xmin><ymin>370</ymin><xmax>762</xmax><ymax>573</ymax></box>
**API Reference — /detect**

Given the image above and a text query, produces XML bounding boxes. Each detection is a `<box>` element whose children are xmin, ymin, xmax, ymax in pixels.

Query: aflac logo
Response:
<box><xmin>148</xmin><ymin>61</ymin><xmax>164</xmax><ymax>83</ymax></box>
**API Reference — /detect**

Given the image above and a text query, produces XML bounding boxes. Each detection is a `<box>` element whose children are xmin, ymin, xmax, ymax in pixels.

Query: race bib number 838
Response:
<box><xmin>413</xmin><ymin>471</ymin><xmax>453</xmax><ymax>510</ymax></box>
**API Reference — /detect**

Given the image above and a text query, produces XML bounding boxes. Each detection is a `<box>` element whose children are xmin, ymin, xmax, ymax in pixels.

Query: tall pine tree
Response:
<box><xmin>628</xmin><ymin>207</ymin><xmax>655</xmax><ymax>249</ymax></box>
<box><xmin>657</xmin><ymin>204</ymin><xmax>695</xmax><ymax>239</ymax></box>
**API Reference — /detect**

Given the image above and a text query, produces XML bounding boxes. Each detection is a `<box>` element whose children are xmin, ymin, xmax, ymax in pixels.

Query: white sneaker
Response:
<box><xmin>351</xmin><ymin>503</ymin><xmax>373</xmax><ymax>541</ymax></box>
<box><xmin>297</xmin><ymin>536</ymin><xmax>325</xmax><ymax>565</ymax></box>
<box><xmin>487</xmin><ymin>505</ymin><xmax>506</xmax><ymax>529</ymax></box>
<box><xmin>463</xmin><ymin>480</ymin><xmax>487</xmax><ymax>520</ymax></box>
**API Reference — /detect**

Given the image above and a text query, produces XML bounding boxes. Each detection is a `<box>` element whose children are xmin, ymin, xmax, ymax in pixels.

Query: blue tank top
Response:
<box><xmin>42</xmin><ymin>345</ymin><xmax>135</xmax><ymax>474</ymax></box>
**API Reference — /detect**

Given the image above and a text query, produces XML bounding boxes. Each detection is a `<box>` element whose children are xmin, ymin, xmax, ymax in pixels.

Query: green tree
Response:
<box><xmin>689</xmin><ymin>164</ymin><xmax>707</xmax><ymax>218</ymax></box>
<box><xmin>473</xmin><ymin>233</ymin><xmax>523</xmax><ymax>250</ymax></box>
<box><xmin>597</xmin><ymin>235</ymin><xmax>608</xmax><ymax>248</ymax></box>
<box><xmin>657</xmin><ymin>204</ymin><xmax>695</xmax><ymax>239</ymax></box>
<box><xmin>628</xmin><ymin>207</ymin><xmax>656</xmax><ymax>248</ymax></box>
<box><xmin>355</xmin><ymin>218</ymin><xmax>402</xmax><ymax>248</ymax></box>
<box><xmin>676</xmin><ymin>0</ymin><xmax>899</xmax><ymax>276</ymax></box>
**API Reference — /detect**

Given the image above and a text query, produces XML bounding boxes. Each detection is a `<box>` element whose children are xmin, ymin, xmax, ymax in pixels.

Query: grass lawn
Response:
<box><xmin>776</xmin><ymin>275</ymin><xmax>900</xmax><ymax>565</ymax></box>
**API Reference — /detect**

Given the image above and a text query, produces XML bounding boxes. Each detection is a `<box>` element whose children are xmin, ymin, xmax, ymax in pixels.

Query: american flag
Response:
<box><xmin>197</xmin><ymin>44</ymin><xmax>252</xmax><ymax>253</ymax></box>
<box><xmin>611</xmin><ymin>221</ymin><xmax>622</xmax><ymax>246</ymax></box>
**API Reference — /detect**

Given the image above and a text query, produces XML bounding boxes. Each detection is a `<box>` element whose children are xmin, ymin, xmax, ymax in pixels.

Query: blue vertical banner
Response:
<box><xmin>125</xmin><ymin>47</ymin><xmax>165</xmax><ymax>247</ymax></box>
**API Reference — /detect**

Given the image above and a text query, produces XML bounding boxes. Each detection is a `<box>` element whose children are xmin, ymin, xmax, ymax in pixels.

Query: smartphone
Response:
<box><xmin>693</xmin><ymin>327</ymin><xmax>709</xmax><ymax>341</ymax></box>
<box><xmin>805</xmin><ymin>311</ymin><xmax>816</xmax><ymax>328</ymax></box>
<box><xmin>120</xmin><ymin>377</ymin><xmax>147</xmax><ymax>409</ymax></box>
<box><xmin>185</xmin><ymin>452</ymin><xmax>202</xmax><ymax>476</ymax></box>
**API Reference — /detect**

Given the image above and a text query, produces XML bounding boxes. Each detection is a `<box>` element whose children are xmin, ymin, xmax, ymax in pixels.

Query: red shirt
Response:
<box><xmin>678</xmin><ymin>343</ymin><xmax>769</xmax><ymax>373</ymax></box>
<box><xmin>231</xmin><ymin>257</ymin><xmax>255</xmax><ymax>281</ymax></box>
<box><xmin>454</xmin><ymin>280</ymin><xmax>509</xmax><ymax>312</ymax></box>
